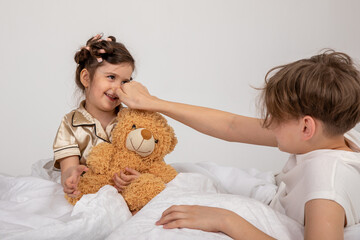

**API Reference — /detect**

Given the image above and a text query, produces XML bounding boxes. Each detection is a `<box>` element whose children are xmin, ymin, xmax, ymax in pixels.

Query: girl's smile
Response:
<box><xmin>105</xmin><ymin>92</ymin><xmax>119</xmax><ymax>102</ymax></box>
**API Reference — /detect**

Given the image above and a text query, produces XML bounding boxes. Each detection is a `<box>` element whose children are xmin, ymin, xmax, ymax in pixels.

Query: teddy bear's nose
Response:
<box><xmin>141</xmin><ymin>129</ymin><xmax>152</xmax><ymax>140</ymax></box>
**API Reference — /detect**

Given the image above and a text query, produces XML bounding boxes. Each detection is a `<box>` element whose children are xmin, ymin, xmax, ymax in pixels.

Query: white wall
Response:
<box><xmin>1</xmin><ymin>0</ymin><xmax>359</xmax><ymax>176</ymax></box>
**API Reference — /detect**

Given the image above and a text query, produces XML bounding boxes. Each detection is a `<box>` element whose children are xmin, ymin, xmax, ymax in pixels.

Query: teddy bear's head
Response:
<box><xmin>111</xmin><ymin>108</ymin><xmax>177</xmax><ymax>163</ymax></box>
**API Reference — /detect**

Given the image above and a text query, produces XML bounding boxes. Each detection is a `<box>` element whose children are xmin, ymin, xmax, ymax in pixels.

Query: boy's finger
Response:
<box><xmin>116</xmin><ymin>88</ymin><xmax>129</xmax><ymax>105</ymax></box>
<box><xmin>116</xmin><ymin>87</ymin><xmax>127</xmax><ymax>97</ymax></box>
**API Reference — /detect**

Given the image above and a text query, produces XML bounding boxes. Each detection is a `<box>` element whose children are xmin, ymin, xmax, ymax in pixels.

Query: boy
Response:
<box><xmin>116</xmin><ymin>50</ymin><xmax>360</xmax><ymax>239</ymax></box>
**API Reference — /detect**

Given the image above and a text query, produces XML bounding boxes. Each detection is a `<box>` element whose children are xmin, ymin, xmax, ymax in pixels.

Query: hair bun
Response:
<box><xmin>74</xmin><ymin>48</ymin><xmax>91</xmax><ymax>65</ymax></box>
<box><xmin>75</xmin><ymin>35</ymin><xmax>120</xmax><ymax>65</ymax></box>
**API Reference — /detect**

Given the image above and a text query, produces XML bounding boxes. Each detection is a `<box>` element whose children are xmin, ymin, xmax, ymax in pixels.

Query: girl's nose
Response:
<box><xmin>113</xmin><ymin>79</ymin><xmax>122</xmax><ymax>88</ymax></box>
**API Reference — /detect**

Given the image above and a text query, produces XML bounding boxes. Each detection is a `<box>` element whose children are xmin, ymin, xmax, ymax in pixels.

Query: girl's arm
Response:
<box><xmin>304</xmin><ymin>199</ymin><xmax>345</xmax><ymax>240</ymax></box>
<box><xmin>116</xmin><ymin>82</ymin><xmax>277</xmax><ymax>147</ymax></box>
<box><xmin>155</xmin><ymin>205</ymin><xmax>275</xmax><ymax>240</ymax></box>
<box><xmin>59</xmin><ymin>156</ymin><xmax>88</xmax><ymax>197</ymax></box>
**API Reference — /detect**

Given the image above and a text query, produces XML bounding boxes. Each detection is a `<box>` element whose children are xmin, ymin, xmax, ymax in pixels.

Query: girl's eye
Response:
<box><xmin>121</xmin><ymin>77</ymin><xmax>134</xmax><ymax>85</ymax></box>
<box><xmin>132</xmin><ymin>124</ymin><xmax>136</xmax><ymax>129</ymax></box>
<box><xmin>155</xmin><ymin>139</ymin><xmax>159</xmax><ymax>144</ymax></box>
<box><xmin>107</xmin><ymin>75</ymin><xmax>115</xmax><ymax>80</ymax></box>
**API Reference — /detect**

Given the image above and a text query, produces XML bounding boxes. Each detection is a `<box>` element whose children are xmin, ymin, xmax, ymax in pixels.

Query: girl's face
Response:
<box><xmin>83</xmin><ymin>62</ymin><xmax>133</xmax><ymax>115</ymax></box>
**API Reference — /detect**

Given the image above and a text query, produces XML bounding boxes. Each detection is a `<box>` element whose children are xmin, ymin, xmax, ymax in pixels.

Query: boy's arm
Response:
<box><xmin>304</xmin><ymin>199</ymin><xmax>345</xmax><ymax>240</ymax></box>
<box><xmin>155</xmin><ymin>198</ymin><xmax>346</xmax><ymax>239</ymax></box>
<box><xmin>116</xmin><ymin>81</ymin><xmax>277</xmax><ymax>147</ymax></box>
<box><xmin>156</xmin><ymin>205</ymin><xmax>276</xmax><ymax>240</ymax></box>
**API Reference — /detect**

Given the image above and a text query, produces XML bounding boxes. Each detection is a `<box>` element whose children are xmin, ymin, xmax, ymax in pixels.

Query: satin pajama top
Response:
<box><xmin>52</xmin><ymin>101</ymin><xmax>118</xmax><ymax>169</ymax></box>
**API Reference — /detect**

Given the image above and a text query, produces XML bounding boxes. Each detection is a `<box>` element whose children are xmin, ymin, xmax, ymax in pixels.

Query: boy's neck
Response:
<box><xmin>305</xmin><ymin>133</ymin><xmax>352</xmax><ymax>153</ymax></box>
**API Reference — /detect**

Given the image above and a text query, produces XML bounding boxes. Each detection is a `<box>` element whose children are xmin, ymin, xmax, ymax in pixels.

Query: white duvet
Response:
<box><xmin>1</xmin><ymin>159</ymin><xmax>359</xmax><ymax>240</ymax></box>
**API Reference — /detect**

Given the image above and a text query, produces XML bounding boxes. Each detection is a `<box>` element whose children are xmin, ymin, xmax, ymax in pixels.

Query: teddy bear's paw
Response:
<box><xmin>122</xmin><ymin>173</ymin><xmax>166</xmax><ymax>212</ymax></box>
<box><xmin>148</xmin><ymin>162</ymin><xmax>178</xmax><ymax>183</ymax></box>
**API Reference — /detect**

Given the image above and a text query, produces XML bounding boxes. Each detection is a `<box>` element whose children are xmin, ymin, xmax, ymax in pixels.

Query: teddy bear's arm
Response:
<box><xmin>148</xmin><ymin>161</ymin><xmax>177</xmax><ymax>183</ymax></box>
<box><xmin>86</xmin><ymin>142</ymin><xmax>114</xmax><ymax>174</ymax></box>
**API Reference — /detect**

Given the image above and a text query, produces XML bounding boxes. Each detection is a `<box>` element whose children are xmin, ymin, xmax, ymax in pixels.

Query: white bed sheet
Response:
<box><xmin>0</xmin><ymin>159</ymin><xmax>359</xmax><ymax>239</ymax></box>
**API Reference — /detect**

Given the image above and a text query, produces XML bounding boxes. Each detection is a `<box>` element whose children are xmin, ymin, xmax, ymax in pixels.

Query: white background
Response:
<box><xmin>1</xmin><ymin>0</ymin><xmax>359</xmax><ymax>176</ymax></box>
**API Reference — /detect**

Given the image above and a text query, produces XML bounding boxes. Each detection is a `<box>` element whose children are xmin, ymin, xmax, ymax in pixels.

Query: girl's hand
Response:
<box><xmin>155</xmin><ymin>205</ymin><xmax>230</xmax><ymax>232</ymax></box>
<box><xmin>116</xmin><ymin>81</ymin><xmax>159</xmax><ymax>111</ymax></box>
<box><xmin>113</xmin><ymin>167</ymin><xmax>141</xmax><ymax>192</ymax></box>
<box><xmin>62</xmin><ymin>165</ymin><xmax>88</xmax><ymax>198</ymax></box>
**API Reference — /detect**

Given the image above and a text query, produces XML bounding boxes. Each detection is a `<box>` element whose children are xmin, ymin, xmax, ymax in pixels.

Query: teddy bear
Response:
<box><xmin>65</xmin><ymin>108</ymin><xmax>178</xmax><ymax>212</ymax></box>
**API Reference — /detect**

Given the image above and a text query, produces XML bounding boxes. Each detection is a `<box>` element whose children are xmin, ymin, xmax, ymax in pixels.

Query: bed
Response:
<box><xmin>1</xmin><ymin>159</ymin><xmax>359</xmax><ymax>240</ymax></box>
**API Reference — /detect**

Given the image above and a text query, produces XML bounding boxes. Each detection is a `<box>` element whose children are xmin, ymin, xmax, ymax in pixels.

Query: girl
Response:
<box><xmin>115</xmin><ymin>51</ymin><xmax>360</xmax><ymax>239</ymax></box>
<box><xmin>53</xmin><ymin>34</ymin><xmax>140</xmax><ymax>198</ymax></box>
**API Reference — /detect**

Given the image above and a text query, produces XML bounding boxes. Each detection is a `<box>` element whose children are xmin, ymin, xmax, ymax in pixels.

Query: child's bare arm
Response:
<box><xmin>156</xmin><ymin>199</ymin><xmax>346</xmax><ymax>239</ymax></box>
<box><xmin>156</xmin><ymin>205</ymin><xmax>275</xmax><ymax>240</ymax></box>
<box><xmin>116</xmin><ymin>81</ymin><xmax>277</xmax><ymax>147</ymax></box>
<box><xmin>59</xmin><ymin>156</ymin><xmax>88</xmax><ymax>197</ymax></box>
<box><xmin>304</xmin><ymin>199</ymin><xmax>345</xmax><ymax>240</ymax></box>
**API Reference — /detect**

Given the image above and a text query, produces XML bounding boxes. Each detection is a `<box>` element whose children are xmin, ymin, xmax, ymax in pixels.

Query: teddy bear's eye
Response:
<box><xmin>132</xmin><ymin>124</ymin><xmax>136</xmax><ymax>129</ymax></box>
<box><xmin>154</xmin><ymin>139</ymin><xmax>159</xmax><ymax>144</ymax></box>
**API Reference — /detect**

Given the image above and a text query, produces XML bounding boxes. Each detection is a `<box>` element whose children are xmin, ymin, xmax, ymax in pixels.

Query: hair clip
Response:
<box><xmin>82</xmin><ymin>33</ymin><xmax>112</xmax><ymax>63</ymax></box>
<box><xmin>93</xmin><ymin>33</ymin><xmax>103</xmax><ymax>41</ymax></box>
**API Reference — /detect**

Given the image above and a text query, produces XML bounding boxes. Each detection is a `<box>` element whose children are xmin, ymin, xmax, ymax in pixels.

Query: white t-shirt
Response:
<box><xmin>270</xmin><ymin>129</ymin><xmax>360</xmax><ymax>226</ymax></box>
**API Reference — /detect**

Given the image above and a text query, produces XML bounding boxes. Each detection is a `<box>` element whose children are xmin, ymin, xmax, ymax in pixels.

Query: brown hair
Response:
<box><xmin>74</xmin><ymin>34</ymin><xmax>135</xmax><ymax>92</ymax></box>
<box><xmin>260</xmin><ymin>50</ymin><xmax>360</xmax><ymax>136</ymax></box>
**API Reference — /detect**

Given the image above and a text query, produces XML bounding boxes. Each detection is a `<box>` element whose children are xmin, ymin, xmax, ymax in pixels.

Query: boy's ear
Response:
<box><xmin>80</xmin><ymin>69</ymin><xmax>90</xmax><ymax>88</ymax></box>
<box><xmin>301</xmin><ymin>116</ymin><xmax>316</xmax><ymax>141</ymax></box>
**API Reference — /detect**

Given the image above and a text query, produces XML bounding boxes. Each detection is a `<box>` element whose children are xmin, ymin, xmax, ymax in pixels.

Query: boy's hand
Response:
<box><xmin>116</xmin><ymin>81</ymin><xmax>158</xmax><ymax>111</ymax></box>
<box><xmin>62</xmin><ymin>165</ymin><xmax>88</xmax><ymax>198</ymax></box>
<box><xmin>156</xmin><ymin>205</ymin><xmax>229</xmax><ymax>232</ymax></box>
<box><xmin>113</xmin><ymin>167</ymin><xmax>141</xmax><ymax>192</ymax></box>
<box><xmin>155</xmin><ymin>205</ymin><xmax>276</xmax><ymax>239</ymax></box>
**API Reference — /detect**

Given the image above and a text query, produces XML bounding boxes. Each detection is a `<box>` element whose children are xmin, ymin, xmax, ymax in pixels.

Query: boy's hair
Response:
<box><xmin>261</xmin><ymin>50</ymin><xmax>360</xmax><ymax>136</ymax></box>
<box><xmin>74</xmin><ymin>34</ymin><xmax>135</xmax><ymax>92</ymax></box>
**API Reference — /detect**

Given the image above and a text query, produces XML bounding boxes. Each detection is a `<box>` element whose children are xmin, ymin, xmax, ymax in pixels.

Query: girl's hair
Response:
<box><xmin>74</xmin><ymin>34</ymin><xmax>135</xmax><ymax>92</ymax></box>
<box><xmin>260</xmin><ymin>50</ymin><xmax>360</xmax><ymax>136</ymax></box>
